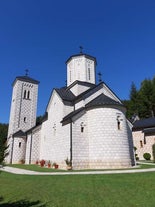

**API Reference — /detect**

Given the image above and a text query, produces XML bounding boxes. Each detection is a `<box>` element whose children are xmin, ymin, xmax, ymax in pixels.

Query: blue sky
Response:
<box><xmin>0</xmin><ymin>0</ymin><xmax>155</xmax><ymax>123</ymax></box>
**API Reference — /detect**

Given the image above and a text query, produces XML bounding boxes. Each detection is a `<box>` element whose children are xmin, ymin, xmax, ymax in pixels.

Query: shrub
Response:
<box><xmin>143</xmin><ymin>153</ymin><xmax>151</xmax><ymax>161</ymax></box>
<box><xmin>19</xmin><ymin>159</ymin><xmax>25</xmax><ymax>164</ymax></box>
<box><xmin>135</xmin><ymin>154</ymin><xmax>139</xmax><ymax>161</ymax></box>
<box><xmin>36</xmin><ymin>160</ymin><xmax>39</xmax><ymax>165</ymax></box>
<box><xmin>52</xmin><ymin>162</ymin><xmax>59</xmax><ymax>169</ymax></box>
<box><xmin>134</xmin><ymin>146</ymin><xmax>137</xmax><ymax>152</ymax></box>
<box><xmin>134</xmin><ymin>146</ymin><xmax>139</xmax><ymax>161</ymax></box>
<box><xmin>65</xmin><ymin>157</ymin><xmax>72</xmax><ymax>166</ymax></box>
<box><xmin>48</xmin><ymin>160</ymin><xmax>51</xmax><ymax>168</ymax></box>
<box><xmin>152</xmin><ymin>144</ymin><xmax>155</xmax><ymax>163</ymax></box>
<box><xmin>40</xmin><ymin>159</ymin><xmax>45</xmax><ymax>167</ymax></box>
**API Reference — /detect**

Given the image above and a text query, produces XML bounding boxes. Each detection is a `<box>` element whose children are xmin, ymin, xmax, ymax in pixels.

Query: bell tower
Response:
<box><xmin>7</xmin><ymin>71</ymin><xmax>39</xmax><ymax>163</ymax></box>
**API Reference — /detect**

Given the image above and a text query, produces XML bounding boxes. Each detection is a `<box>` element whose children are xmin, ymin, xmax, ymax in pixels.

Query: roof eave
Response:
<box><xmin>12</xmin><ymin>76</ymin><xmax>40</xmax><ymax>86</ymax></box>
<box><xmin>66</xmin><ymin>53</ymin><xmax>97</xmax><ymax>65</ymax></box>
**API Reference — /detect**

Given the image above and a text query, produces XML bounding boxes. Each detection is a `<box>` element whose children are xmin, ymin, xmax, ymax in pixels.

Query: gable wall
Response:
<box><xmin>70</xmin><ymin>84</ymin><xmax>91</xmax><ymax>96</ymax></box>
<box><xmin>103</xmin><ymin>84</ymin><xmax>121</xmax><ymax>103</ymax></box>
<box><xmin>40</xmin><ymin>92</ymin><xmax>70</xmax><ymax>168</ymax></box>
<box><xmin>63</xmin><ymin>102</ymin><xmax>74</xmax><ymax>116</ymax></box>
<box><xmin>74</xmin><ymin>83</ymin><xmax>122</xmax><ymax>111</ymax></box>
<box><xmin>75</xmin><ymin>88</ymin><xmax>103</xmax><ymax>110</ymax></box>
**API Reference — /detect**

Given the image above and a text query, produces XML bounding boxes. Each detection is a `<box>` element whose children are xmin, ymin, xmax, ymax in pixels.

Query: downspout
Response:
<box><xmin>70</xmin><ymin>120</ymin><xmax>73</xmax><ymax>166</ymax></box>
<box><xmin>29</xmin><ymin>131</ymin><xmax>33</xmax><ymax>164</ymax></box>
<box><xmin>10</xmin><ymin>135</ymin><xmax>14</xmax><ymax>164</ymax></box>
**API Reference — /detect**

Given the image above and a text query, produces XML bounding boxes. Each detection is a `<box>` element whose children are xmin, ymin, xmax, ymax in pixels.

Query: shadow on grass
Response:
<box><xmin>0</xmin><ymin>197</ymin><xmax>46</xmax><ymax>207</ymax></box>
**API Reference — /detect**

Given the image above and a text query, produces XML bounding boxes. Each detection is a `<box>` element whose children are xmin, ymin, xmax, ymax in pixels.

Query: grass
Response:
<box><xmin>138</xmin><ymin>160</ymin><xmax>155</xmax><ymax>163</ymax></box>
<box><xmin>137</xmin><ymin>163</ymin><xmax>155</xmax><ymax>169</ymax></box>
<box><xmin>6</xmin><ymin>164</ymin><xmax>66</xmax><ymax>172</ymax></box>
<box><xmin>0</xmin><ymin>171</ymin><xmax>155</xmax><ymax>207</ymax></box>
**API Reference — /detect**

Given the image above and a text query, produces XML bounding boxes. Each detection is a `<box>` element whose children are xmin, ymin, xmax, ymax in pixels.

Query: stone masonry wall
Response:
<box><xmin>72</xmin><ymin>110</ymin><xmax>89</xmax><ymax>169</ymax></box>
<box><xmin>12</xmin><ymin>137</ymin><xmax>26</xmax><ymax>164</ymax></box>
<box><xmin>25</xmin><ymin>125</ymin><xmax>41</xmax><ymax>164</ymax></box>
<box><xmin>7</xmin><ymin>79</ymin><xmax>38</xmax><ymax>164</ymax></box>
<box><xmin>87</xmin><ymin>107</ymin><xmax>133</xmax><ymax>168</ymax></box>
<box><xmin>133</xmin><ymin>131</ymin><xmax>155</xmax><ymax>160</ymax></box>
<box><xmin>70</xmin><ymin>106</ymin><xmax>134</xmax><ymax>169</ymax></box>
<box><xmin>19</xmin><ymin>82</ymin><xmax>38</xmax><ymax>131</ymax></box>
<box><xmin>8</xmin><ymin>82</ymin><xmax>22</xmax><ymax>136</ymax></box>
<box><xmin>8</xmin><ymin>80</ymin><xmax>38</xmax><ymax>136</ymax></box>
<box><xmin>67</xmin><ymin>56</ymin><xmax>95</xmax><ymax>86</ymax></box>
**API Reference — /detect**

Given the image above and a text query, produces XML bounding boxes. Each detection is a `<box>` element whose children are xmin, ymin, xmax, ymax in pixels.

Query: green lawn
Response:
<box><xmin>6</xmin><ymin>164</ymin><xmax>66</xmax><ymax>172</ymax></box>
<box><xmin>0</xmin><ymin>170</ymin><xmax>155</xmax><ymax>207</ymax></box>
<box><xmin>6</xmin><ymin>162</ymin><xmax>155</xmax><ymax>172</ymax></box>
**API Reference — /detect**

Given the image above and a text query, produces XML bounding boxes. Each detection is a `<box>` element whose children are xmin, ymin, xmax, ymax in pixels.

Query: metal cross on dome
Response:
<box><xmin>25</xmin><ymin>69</ymin><xmax>29</xmax><ymax>76</ymax></box>
<box><xmin>79</xmin><ymin>46</ymin><xmax>83</xmax><ymax>54</ymax></box>
<box><xmin>98</xmin><ymin>72</ymin><xmax>102</xmax><ymax>83</ymax></box>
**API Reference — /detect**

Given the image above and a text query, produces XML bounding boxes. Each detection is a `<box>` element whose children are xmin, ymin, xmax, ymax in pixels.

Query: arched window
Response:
<box><xmin>88</xmin><ymin>68</ymin><xmax>91</xmax><ymax>80</ymax></box>
<box><xmin>81</xmin><ymin>126</ymin><xmax>84</xmax><ymax>132</ymax></box>
<box><xmin>19</xmin><ymin>142</ymin><xmax>21</xmax><ymax>148</ymax></box>
<box><xmin>117</xmin><ymin>120</ymin><xmax>121</xmax><ymax>130</ymax></box>
<box><xmin>23</xmin><ymin>90</ymin><xmax>26</xmax><ymax>99</ymax></box>
<box><xmin>27</xmin><ymin>91</ymin><xmax>30</xmax><ymax>99</ymax></box>
<box><xmin>140</xmin><ymin>140</ymin><xmax>143</xmax><ymax>148</ymax></box>
<box><xmin>80</xmin><ymin>122</ymin><xmax>84</xmax><ymax>133</ymax></box>
<box><xmin>117</xmin><ymin>116</ymin><xmax>121</xmax><ymax>130</ymax></box>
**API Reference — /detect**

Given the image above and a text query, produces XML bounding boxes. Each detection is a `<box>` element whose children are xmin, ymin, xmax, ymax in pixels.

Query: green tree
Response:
<box><xmin>123</xmin><ymin>82</ymin><xmax>140</xmax><ymax>120</ymax></box>
<box><xmin>152</xmin><ymin>76</ymin><xmax>155</xmax><ymax>115</ymax></box>
<box><xmin>0</xmin><ymin>123</ymin><xmax>8</xmax><ymax>165</ymax></box>
<box><xmin>123</xmin><ymin>76</ymin><xmax>155</xmax><ymax>120</ymax></box>
<box><xmin>138</xmin><ymin>79</ymin><xmax>154</xmax><ymax>118</ymax></box>
<box><xmin>130</xmin><ymin>82</ymin><xmax>138</xmax><ymax>101</ymax></box>
<box><xmin>130</xmin><ymin>82</ymin><xmax>140</xmax><ymax>116</ymax></box>
<box><xmin>123</xmin><ymin>99</ymin><xmax>133</xmax><ymax>119</ymax></box>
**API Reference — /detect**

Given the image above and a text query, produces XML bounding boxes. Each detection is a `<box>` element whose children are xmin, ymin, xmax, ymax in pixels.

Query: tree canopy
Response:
<box><xmin>123</xmin><ymin>76</ymin><xmax>155</xmax><ymax>120</ymax></box>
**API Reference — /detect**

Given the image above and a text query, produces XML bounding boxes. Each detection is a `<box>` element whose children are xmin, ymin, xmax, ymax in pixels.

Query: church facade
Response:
<box><xmin>7</xmin><ymin>52</ymin><xmax>135</xmax><ymax>169</ymax></box>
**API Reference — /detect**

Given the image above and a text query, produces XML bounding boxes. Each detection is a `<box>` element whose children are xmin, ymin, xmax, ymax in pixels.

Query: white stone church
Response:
<box><xmin>6</xmin><ymin>52</ymin><xmax>135</xmax><ymax>169</ymax></box>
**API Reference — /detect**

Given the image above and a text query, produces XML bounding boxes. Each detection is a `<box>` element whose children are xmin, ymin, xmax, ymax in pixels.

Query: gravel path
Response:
<box><xmin>1</xmin><ymin>165</ymin><xmax>155</xmax><ymax>175</ymax></box>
